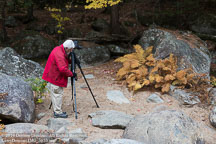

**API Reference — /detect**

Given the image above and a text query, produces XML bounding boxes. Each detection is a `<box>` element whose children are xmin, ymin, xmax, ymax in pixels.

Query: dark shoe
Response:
<box><xmin>54</xmin><ymin>112</ymin><xmax>68</xmax><ymax>118</ymax></box>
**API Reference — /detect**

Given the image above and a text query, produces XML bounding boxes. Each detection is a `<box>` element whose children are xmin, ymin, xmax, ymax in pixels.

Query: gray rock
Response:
<box><xmin>85</xmin><ymin>74</ymin><xmax>95</xmax><ymax>79</ymax></box>
<box><xmin>92</xmin><ymin>18</ymin><xmax>110</xmax><ymax>32</ymax></box>
<box><xmin>0</xmin><ymin>73</ymin><xmax>35</xmax><ymax>122</ymax></box>
<box><xmin>36</xmin><ymin>112</ymin><xmax>46</xmax><ymax>120</ymax></box>
<box><xmin>104</xmin><ymin>139</ymin><xmax>144</xmax><ymax>144</ymax></box>
<box><xmin>12</xmin><ymin>30</ymin><xmax>56</xmax><ymax>59</ymax></box>
<box><xmin>106</xmin><ymin>90</ymin><xmax>130</xmax><ymax>104</ymax></box>
<box><xmin>47</xmin><ymin>118</ymin><xmax>72</xmax><ymax>132</ymax></box>
<box><xmin>190</xmin><ymin>13</ymin><xmax>216</xmax><ymax>36</ymax></box>
<box><xmin>0</xmin><ymin>136</ymin><xmax>4</xmax><ymax>144</ymax></box>
<box><xmin>107</xmin><ymin>45</ymin><xmax>133</xmax><ymax>56</ymax></box>
<box><xmin>209</xmin><ymin>88</ymin><xmax>216</xmax><ymax>105</ymax></box>
<box><xmin>209</xmin><ymin>106</ymin><xmax>216</xmax><ymax>128</ymax></box>
<box><xmin>152</xmin><ymin>105</ymin><xmax>170</xmax><ymax>112</ymax></box>
<box><xmin>4</xmin><ymin>123</ymin><xmax>50</xmax><ymax>133</ymax></box>
<box><xmin>123</xmin><ymin>110</ymin><xmax>215</xmax><ymax>144</ymax></box>
<box><xmin>89</xmin><ymin>110</ymin><xmax>133</xmax><ymax>129</ymax></box>
<box><xmin>2</xmin><ymin>123</ymin><xmax>51</xmax><ymax>143</ymax></box>
<box><xmin>169</xmin><ymin>85</ymin><xmax>200</xmax><ymax>105</ymax></box>
<box><xmin>0</xmin><ymin>47</ymin><xmax>44</xmax><ymax>79</ymax></box>
<box><xmin>5</xmin><ymin>16</ymin><xmax>17</xmax><ymax>27</ymax></box>
<box><xmin>74</xmin><ymin>45</ymin><xmax>110</xmax><ymax>65</ymax></box>
<box><xmin>68</xmin><ymin>128</ymin><xmax>88</xmax><ymax>141</ymax></box>
<box><xmin>139</xmin><ymin>28</ymin><xmax>211</xmax><ymax>76</ymax></box>
<box><xmin>90</xmin><ymin>138</ymin><xmax>107</xmax><ymax>144</ymax></box>
<box><xmin>146</xmin><ymin>93</ymin><xmax>164</xmax><ymax>103</ymax></box>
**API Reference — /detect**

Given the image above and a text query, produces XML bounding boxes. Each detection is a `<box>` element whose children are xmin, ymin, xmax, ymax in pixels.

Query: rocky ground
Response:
<box><xmin>35</xmin><ymin>60</ymin><xmax>214</xmax><ymax>143</ymax></box>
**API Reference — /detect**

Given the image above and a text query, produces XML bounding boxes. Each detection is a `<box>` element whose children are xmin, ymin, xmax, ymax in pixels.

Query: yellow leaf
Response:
<box><xmin>126</xmin><ymin>74</ymin><xmax>136</xmax><ymax>84</ymax></box>
<box><xmin>130</xmin><ymin>60</ymin><xmax>141</xmax><ymax>69</ymax></box>
<box><xmin>162</xmin><ymin>83</ymin><xmax>171</xmax><ymax>93</ymax></box>
<box><xmin>149</xmin><ymin>74</ymin><xmax>155</xmax><ymax>83</ymax></box>
<box><xmin>123</xmin><ymin>61</ymin><xmax>131</xmax><ymax>70</ymax></box>
<box><xmin>155</xmin><ymin>74</ymin><xmax>164</xmax><ymax>83</ymax></box>
<box><xmin>134</xmin><ymin>82</ymin><xmax>142</xmax><ymax>91</ymax></box>
<box><xmin>124</xmin><ymin>53</ymin><xmax>137</xmax><ymax>60</ymax></box>
<box><xmin>155</xmin><ymin>82</ymin><xmax>163</xmax><ymax>88</ymax></box>
<box><xmin>116</xmin><ymin>67</ymin><xmax>129</xmax><ymax>80</ymax></box>
<box><xmin>142</xmin><ymin>79</ymin><xmax>150</xmax><ymax>86</ymax></box>
<box><xmin>176</xmin><ymin>70</ymin><xmax>186</xmax><ymax>80</ymax></box>
<box><xmin>143</xmin><ymin>46</ymin><xmax>153</xmax><ymax>58</ymax></box>
<box><xmin>164</xmin><ymin>74</ymin><xmax>175</xmax><ymax>81</ymax></box>
<box><xmin>172</xmin><ymin>80</ymin><xmax>181</xmax><ymax>85</ymax></box>
<box><xmin>128</xmin><ymin>81</ymin><xmax>136</xmax><ymax>88</ymax></box>
<box><xmin>114</xmin><ymin>57</ymin><xmax>128</xmax><ymax>63</ymax></box>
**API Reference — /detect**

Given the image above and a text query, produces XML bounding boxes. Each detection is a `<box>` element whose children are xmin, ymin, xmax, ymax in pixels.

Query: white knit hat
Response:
<box><xmin>63</xmin><ymin>40</ymin><xmax>75</xmax><ymax>49</ymax></box>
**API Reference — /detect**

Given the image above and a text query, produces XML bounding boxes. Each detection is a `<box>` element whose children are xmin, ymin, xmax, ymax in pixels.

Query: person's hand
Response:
<box><xmin>72</xmin><ymin>73</ymin><xmax>78</xmax><ymax>81</ymax></box>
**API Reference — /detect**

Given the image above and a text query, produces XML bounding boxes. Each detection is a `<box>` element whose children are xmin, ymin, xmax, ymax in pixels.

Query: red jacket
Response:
<box><xmin>42</xmin><ymin>44</ymin><xmax>73</xmax><ymax>87</ymax></box>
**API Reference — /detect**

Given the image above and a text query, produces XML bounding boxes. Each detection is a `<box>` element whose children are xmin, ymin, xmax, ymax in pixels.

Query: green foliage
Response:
<box><xmin>25</xmin><ymin>77</ymin><xmax>47</xmax><ymax>104</ymax></box>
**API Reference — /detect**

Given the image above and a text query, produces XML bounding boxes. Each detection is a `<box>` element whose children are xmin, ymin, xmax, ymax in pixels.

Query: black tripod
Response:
<box><xmin>49</xmin><ymin>51</ymin><xmax>99</xmax><ymax>119</ymax></box>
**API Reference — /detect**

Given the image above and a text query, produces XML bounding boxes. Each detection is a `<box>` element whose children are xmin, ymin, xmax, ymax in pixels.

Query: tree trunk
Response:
<box><xmin>24</xmin><ymin>2</ymin><xmax>34</xmax><ymax>23</ymax></box>
<box><xmin>0</xmin><ymin>0</ymin><xmax>7</xmax><ymax>41</ymax></box>
<box><xmin>110</xmin><ymin>4</ymin><xmax>120</xmax><ymax>35</ymax></box>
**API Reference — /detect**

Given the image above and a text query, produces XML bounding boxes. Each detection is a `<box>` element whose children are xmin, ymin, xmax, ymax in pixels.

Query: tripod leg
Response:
<box><xmin>77</xmin><ymin>64</ymin><xmax>99</xmax><ymax>108</ymax></box>
<box><xmin>49</xmin><ymin>102</ymin><xmax>52</xmax><ymax>109</ymax></box>
<box><xmin>73</xmin><ymin>78</ymin><xmax>78</xmax><ymax>119</ymax></box>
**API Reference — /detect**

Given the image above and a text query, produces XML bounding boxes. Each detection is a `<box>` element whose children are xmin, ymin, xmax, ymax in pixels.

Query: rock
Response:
<box><xmin>139</xmin><ymin>28</ymin><xmax>211</xmax><ymax>76</ymax></box>
<box><xmin>190</xmin><ymin>13</ymin><xmax>216</xmax><ymax>36</ymax></box>
<box><xmin>36</xmin><ymin>113</ymin><xmax>46</xmax><ymax>120</ymax></box>
<box><xmin>106</xmin><ymin>45</ymin><xmax>133</xmax><ymax>56</ymax></box>
<box><xmin>47</xmin><ymin>118</ymin><xmax>72</xmax><ymax>132</ymax></box>
<box><xmin>209</xmin><ymin>106</ymin><xmax>216</xmax><ymax>128</ymax></box>
<box><xmin>123</xmin><ymin>110</ymin><xmax>216</xmax><ymax>144</ymax></box>
<box><xmin>5</xmin><ymin>16</ymin><xmax>17</xmax><ymax>27</ymax></box>
<box><xmin>0</xmin><ymin>47</ymin><xmax>44</xmax><ymax>79</ymax></box>
<box><xmin>2</xmin><ymin>123</ymin><xmax>51</xmax><ymax>143</ymax></box>
<box><xmin>146</xmin><ymin>93</ymin><xmax>164</xmax><ymax>103</ymax></box>
<box><xmin>12</xmin><ymin>30</ymin><xmax>56</xmax><ymax>59</ymax></box>
<box><xmin>74</xmin><ymin>46</ymin><xmax>110</xmax><ymax>65</ymax></box>
<box><xmin>0</xmin><ymin>73</ymin><xmax>35</xmax><ymax>122</ymax></box>
<box><xmin>85</xmin><ymin>74</ymin><xmax>95</xmax><ymax>79</ymax></box>
<box><xmin>169</xmin><ymin>85</ymin><xmax>200</xmax><ymax>105</ymax></box>
<box><xmin>152</xmin><ymin>105</ymin><xmax>170</xmax><ymax>112</ymax></box>
<box><xmin>63</xmin><ymin>27</ymin><xmax>83</xmax><ymax>38</ymax></box>
<box><xmin>3</xmin><ymin>123</ymin><xmax>50</xmax><ymax>133</ymax></box>
<box><xmin>90</xmin><ymin>138</ymin><xmax>107</xmax><ymax>144</ymax></box>
<box><xmin>106</xmin><ymin>90</ymin><xmax>130</xmax><ymax>104</ymax></box>
<box><xmin>89</xmin><ymin>110</ymin><xmax>133</xmax><ymax>129</ymax></box>
<box><xmin>209</xmin><ymin>88</ymin><xmax>216</xmax><ymax>105</ymax></box>
<box><xmin>104</xmin><ymin>139</ymin><xmax>144</xmax><ymax>144</ymax></box>
<box><xmin>92</xmin><ymin>18</ymin><xmax>110</xmax><ymax>32</ymax></box>
<box><xmin>68</xmin><ymin>128</ymin><xmax>88</xmax><ymax>141</ymax></box>
<box><xmin>0</xmin><ymin>136</ymin><xmax>4</xmax><ymax>144</ymax></box>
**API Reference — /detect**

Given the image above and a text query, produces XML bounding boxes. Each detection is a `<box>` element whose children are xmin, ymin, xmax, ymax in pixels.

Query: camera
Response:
<box><xmin>73</xmin><ymin>41</ymin><xmax>83</xmax><ymax>49</ymax></box>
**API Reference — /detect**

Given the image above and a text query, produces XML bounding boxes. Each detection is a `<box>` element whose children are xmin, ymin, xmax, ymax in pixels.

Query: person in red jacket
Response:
<box><xmin>42</xmin><ymin>40</ymin><xmax>76</xmax><ymax>118</ymax></box>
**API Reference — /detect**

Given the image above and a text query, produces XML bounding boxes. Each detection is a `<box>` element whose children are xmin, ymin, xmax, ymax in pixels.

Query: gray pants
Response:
<box><xmin>47</xmin><ymin>83</ymin><xmax>64</xmax><ymax>114</ymax></box>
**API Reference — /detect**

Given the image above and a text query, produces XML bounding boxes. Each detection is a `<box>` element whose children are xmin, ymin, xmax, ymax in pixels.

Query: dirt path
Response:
<box><xmin>35</xmin><ymin>60</ymin><xmax>213</xmax><ymax>142</ymax></box>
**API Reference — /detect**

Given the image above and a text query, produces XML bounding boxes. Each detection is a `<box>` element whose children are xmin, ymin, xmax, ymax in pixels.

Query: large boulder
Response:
<box><xmin>190</xmin><ymin>13</ymin><xmax>216</xmax><ymax>42</ymax></box>
<box><xmin>139</xmin><ymin>28</ymin><xmax>211</xmax><ymax>75</ymax></box>
<box><xmin>123</xmin><ymin>110</ymin><xmax>216</xmax><ymax>144</ymax></box>
<box><xmin>11</xmin><ymin>30</ymin><xmax>56</xmax><ymax>59</ymax></box>
<box><xmin>0</xmin><ymin>73</ymin><xmax>35</xmax><ymax>122</ymax></box>
<box><xmin>74</xmin><ymin>43</ymin><xmax>110</xmax><ymax>65</ymax></box>
<box><xmin>2</xmin><ymin>123</ymin><xmax>51</xmax><ymax>143</ymax></box>
<box><xmin>0</xmin><ymin>47</ymin><xmax>44</xmax><ymax>79</ymax></box>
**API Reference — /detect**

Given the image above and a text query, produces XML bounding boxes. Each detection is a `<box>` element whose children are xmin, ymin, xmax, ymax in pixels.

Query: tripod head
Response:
<box><xmin>73</xmin><ymin>41</ymin><xmax>83</xmax><ymax>49</ymax></box>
